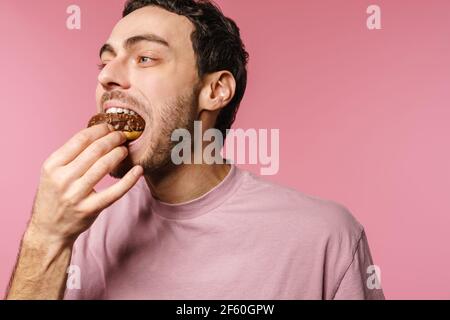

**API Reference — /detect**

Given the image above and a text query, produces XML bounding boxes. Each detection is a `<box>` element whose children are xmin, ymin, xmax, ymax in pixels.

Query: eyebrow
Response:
<box><xmin>99</xmin><ymin>33</ymin><xmax>170</xmax><ymax>58</ymax></box>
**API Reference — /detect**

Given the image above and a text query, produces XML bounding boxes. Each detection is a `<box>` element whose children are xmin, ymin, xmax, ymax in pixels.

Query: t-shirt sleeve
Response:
<box><xmin>332</xmin><ymin>230</ymin><xmax>385</xmax><ymax>300</ymax></box>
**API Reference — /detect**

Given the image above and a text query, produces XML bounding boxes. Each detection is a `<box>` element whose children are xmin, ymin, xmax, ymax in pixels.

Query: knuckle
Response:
<box><xmin>95</xmin><ymin>160</ymin><xmax>111</xmax><ymax>173</ymax></box>
<box><xmin>41</xmin><ymin>160</ymin><xmax>53</xmax><ymax>176</ymax></box>
<box><xmin>89</xmin><ymin>141</ymin><xmax>109</xmax><ymax>158</ymax></box>
<box><xmin>77</xmin><ymin>202</ymin><xmax>97</xmax><ymax>216</ymax></box>
<box><xmin>91</xmin><ymin>141</ymin><xmax>110</xmax><ymax>156</ymax></box>
<box><xmin>60</xmin><ymin>187</ymin><xmax>83</xmax><ymax>208</ymax></box>
<box><xmin>83</xmin><ymin>174</ymin><xmax>98</xmax><ymax>188</ymax></box>
<box><xmin>75</xmin><ymin>131</ymin><xmax>90</xmax><ymax>145</ymax></box>
<box><xmin>109</xmin><ymin>131</ymin><xmax>126</xmax><ymax>145</ymax></box>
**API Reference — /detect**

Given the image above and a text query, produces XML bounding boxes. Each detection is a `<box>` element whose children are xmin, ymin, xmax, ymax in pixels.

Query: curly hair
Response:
<box><xmin>123</xmin><ymin>0</ymin><xmax>249</xmax><ymax>138</ymax></box>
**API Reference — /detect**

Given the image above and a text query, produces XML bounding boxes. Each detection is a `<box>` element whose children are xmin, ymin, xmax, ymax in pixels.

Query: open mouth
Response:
<box><xmin>87</xmin><ymin>107</ymin><xmax>146</xmax><ymax>143</ymax></box>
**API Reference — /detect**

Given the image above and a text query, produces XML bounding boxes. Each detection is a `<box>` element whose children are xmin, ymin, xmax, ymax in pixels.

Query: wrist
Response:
<box><xmin>23</xmin><ymin>224</ymin><xmax>75</xmax><ymax>252</ymax></box>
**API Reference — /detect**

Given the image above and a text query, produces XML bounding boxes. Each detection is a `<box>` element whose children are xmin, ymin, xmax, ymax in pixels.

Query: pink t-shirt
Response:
<box><xmin>64</xmin><ymin>165</ymin><xmax>385</xmax><ymax>300</ymax></box>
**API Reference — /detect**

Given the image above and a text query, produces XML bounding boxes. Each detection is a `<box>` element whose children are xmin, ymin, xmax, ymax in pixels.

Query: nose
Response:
<box><xmin>98</xmin><ymin>58</ymin><xmax>131</xmax><ymax>90</ymax></box>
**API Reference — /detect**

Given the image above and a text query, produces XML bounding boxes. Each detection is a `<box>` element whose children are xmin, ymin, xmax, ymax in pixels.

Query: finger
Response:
<box><xmin>45</xmin><ymin>124</ymin><xmax>113</xmax><ymax>168</ymax></box>
<box><xmin>83</xmin><ymin>165</ymin><xmax>144</xmax><ymax>212</ymax></box>
<box><xmin>72</xmin><ymin>146</ymin><xmax>129</xmax><ymax>198</ymax></box>
<box><xmin>64</xmin><ymin>131</ymin><xmax>127</xmax><ymax>179</ymax></box>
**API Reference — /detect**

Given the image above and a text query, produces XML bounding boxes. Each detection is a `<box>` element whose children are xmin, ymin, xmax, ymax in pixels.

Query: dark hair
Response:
<box><xmin>123</xmin><ymin>0</ymin><xmax>249</xmax><ymax>138</ymax></box>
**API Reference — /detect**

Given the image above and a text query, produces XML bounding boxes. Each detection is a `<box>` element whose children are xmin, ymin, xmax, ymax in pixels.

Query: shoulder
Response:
<box><xmin>236</xmin><ymin>169</ymin><xmax>364</xmax><ymax>242</ymax></box>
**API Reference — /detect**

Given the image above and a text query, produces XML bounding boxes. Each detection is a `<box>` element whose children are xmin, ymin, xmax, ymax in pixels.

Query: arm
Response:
<box><xmin>5</xmin><ymin>124</ymin><xmax>143</xmax><ymax>300</ymax></box>
<box><xmin>332</xmin><ymin>230</ymin><xmax>385</xmax><ymax>300</ymax></box>
<box><xmin>6</xmin><ymin>229</ymin><xmax>72</xmax><ymax>300</ymax></box>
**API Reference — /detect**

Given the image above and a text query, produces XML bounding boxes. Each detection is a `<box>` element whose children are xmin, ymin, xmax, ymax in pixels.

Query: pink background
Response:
<box><xmin>1</xmin><ymin>0</ymin><xmax>450</xmax><ymax>299</ymax></box>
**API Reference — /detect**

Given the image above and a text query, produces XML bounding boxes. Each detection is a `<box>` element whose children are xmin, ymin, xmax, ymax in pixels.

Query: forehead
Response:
<box><xmin>108</xmin><ymin>5</ymin><xmax>195</xmax><ymax>51</ymax></box>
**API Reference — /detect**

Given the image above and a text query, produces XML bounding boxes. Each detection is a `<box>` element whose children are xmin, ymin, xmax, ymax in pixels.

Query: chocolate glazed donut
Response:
<box><xmin>88</xmin><ymin>113</ymin><xmax>146</xmax><ymax>141</ymax></box>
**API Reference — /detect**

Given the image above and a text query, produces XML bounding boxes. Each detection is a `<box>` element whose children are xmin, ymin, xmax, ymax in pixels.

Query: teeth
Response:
<box><xmin>106</xmin><ymin>107</ymin><xmax>137</xmax><ymax>115</ymax></box>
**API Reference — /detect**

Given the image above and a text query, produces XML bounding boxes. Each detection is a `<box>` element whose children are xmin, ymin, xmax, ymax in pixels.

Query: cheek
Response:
<box><xmin>134</xmin><ymin>72</ymin><xmax>175</xmax><ymax>99</ymax></box>
<box><xmin>134</xmin><ymin>75</ymin><xmax>176</xmax><ymax>117</ymax></box>
<box><xmin>134</xmin><ymin>61</ymin><xmax>196</xmax><ymax>100</ymax></box>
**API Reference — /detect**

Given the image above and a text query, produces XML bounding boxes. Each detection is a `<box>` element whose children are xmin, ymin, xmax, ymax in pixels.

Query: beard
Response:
<box><xmin>109</xmin><ymin>86</ymin><xmax>199</xmax><ymax>180</ymax></box>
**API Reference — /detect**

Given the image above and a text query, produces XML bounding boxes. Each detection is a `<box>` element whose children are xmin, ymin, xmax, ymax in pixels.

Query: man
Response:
<box><xmin>6</xmin><ymin>0</ymin><xmax>385</xmax><ymax>300</ymax></box>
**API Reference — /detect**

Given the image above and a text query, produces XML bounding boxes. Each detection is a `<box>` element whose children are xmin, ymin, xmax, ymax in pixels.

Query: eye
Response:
<box><xmin>138</xmin><ymin>56</ymin><xmax>155</xmax><ymax>65</ymax></box>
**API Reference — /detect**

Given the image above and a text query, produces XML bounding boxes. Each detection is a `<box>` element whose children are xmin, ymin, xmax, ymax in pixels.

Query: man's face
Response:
<box><xmin>96</xmin><ymin>6</ymin><xmax>200</xmax><ymax>178</ymax></box>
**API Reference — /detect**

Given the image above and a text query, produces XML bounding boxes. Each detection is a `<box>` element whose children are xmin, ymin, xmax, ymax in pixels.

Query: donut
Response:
<box><xmin>88</xmin><ymin>113</ymin><xmax>145</xmax><ymax>141</ymax></box>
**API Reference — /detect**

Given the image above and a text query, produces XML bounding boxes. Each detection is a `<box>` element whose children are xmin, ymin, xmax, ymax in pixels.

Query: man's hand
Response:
<box><xmin>6</xmin><ymin>124</ymin><xmax>143</xmax><ymax>300</ymax></box>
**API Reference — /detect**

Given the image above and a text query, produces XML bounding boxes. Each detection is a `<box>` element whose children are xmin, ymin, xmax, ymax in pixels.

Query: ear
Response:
<box><xmin>198</xmin><ymin>71</ymin><xmax>236</xmax><ymax>113</ymax></box>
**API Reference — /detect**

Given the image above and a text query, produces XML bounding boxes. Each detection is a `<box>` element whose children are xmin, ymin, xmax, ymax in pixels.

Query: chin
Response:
<box><xmin>109</xmin><ymin>157</ymin><xmax>135</xmax><ymax>179</ymax></box>
<box><xmin>110</xmin><ymin>141</ymin><xmax>152</xmax><ymax>179</ymax></box>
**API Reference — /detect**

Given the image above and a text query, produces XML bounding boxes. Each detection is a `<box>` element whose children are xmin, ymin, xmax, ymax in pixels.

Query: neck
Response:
<box><xmin>144</xmin><ymin>162</ymin><xmax>231</xmax><ymax>204</ymax></box>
